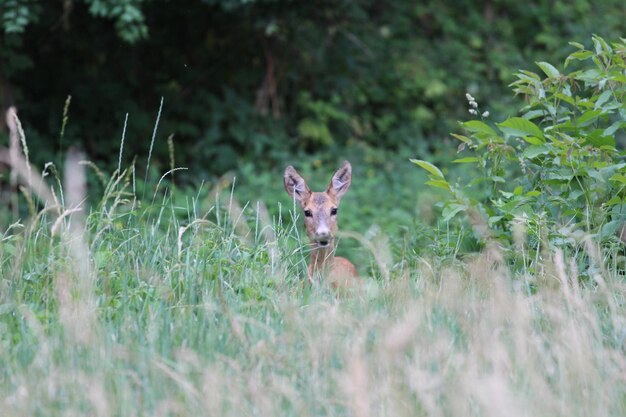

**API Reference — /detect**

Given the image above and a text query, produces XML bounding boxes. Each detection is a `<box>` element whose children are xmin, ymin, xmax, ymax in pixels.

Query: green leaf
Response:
<box><xmin>488</xmin><ymin>216</ymin><xmax>503</xmax><ymax>227</ymax></box>
<box><xmin>609</xmin><ymin>173</ymin><xmax>626</xmax><ymax>184</ymax></box>
<box><xmin>574</xmin><ymin>69</ymin><xmax>601</xmax><ymax>83</ymax></box>
<box><xmin>498</xmin><ymin>117</ymin><xmax>545</xmax><ymax>140</ymax></box>
<box><xmin>605</xmin><ymin>196</ymin><xmax>622</xmax><ymax>206</ymax></box>
<box><xmin>584</xmin><ymin>131</ymin><xmax>615</xmax><ymax>148</ymax></box>
<box><xmin>442</xmin><ymin>204</ymin><xmax>465</xmax><ymax>222</ymax></box>
<box><xmin>568</xmin><ymin>190</ymin><xmax>584</xmax><ymax>200</ymax></box>
<box><xmin>604</xmin><ymin>121</ymin><xmax>625</xmax><ymax>136</ymax></box>
<box><xmin>522</xmin><ymin>145</ymin><xmax>550</xmax><ymax>159</ymax></box>
<box><xmin>522</xmin><ymin>109</ymin><xmax>548</xmax><ymax>120</ymax></box>
<box><xmin>516</xmin><ymin>69</ymin><xmax>542</xmax><ymax>81</ymax></box>
<box><xmin>450</xmin><ymin>133</ymin><xmax>471</xmax><ymax>144</ymax></box>
<box><xmin>576</xmin><ymin>109</ymin><xmax>602</xmax><ymax>126</ymax></box>
<box><xmin>410</xmin><ymin>159</ymin><xmax>444</xmax><ymax>179</ymax></box>
<box><xmin>536</xmin><ymin>61</ymin><xmax>560</xmax><ymax>78</ymax></box>
<box><xmin>452</xmin><ymin>157</ymin><xmax>479</xmax><ymax>163</ymax></box>
<box><xmin>554</xmin><ymin>92</ymin><xmax>576</xmax><ymax>106</ymax></box>
<box><xmin>547</xmin><ymin>171</ymin><xmax>574</xmax><ymax>181</ymax></box>
<box><xmin>594</xmin><ymin>90</ymin><xmax>612</xmax><ymax>110</ymax></box>
<box><xmin>523</xmin><ymin>136</ymin><xmax>546</xmax><ymax>146</ymax></box>
<box><xmin>462</xmin><ymin>120</ymin><xmax>496</xmax><ymax>136</ymax></box>
<box><xmin>592</xmin><ymin>36</ymin><xmax>612</xmax><ymax>55</ymax></box>
<box><xmin>600</xmin><ymin>220</ymin><xmax>621</xmax><ymax>237</ymax></box>
<box><xmin>425</xmin><ymin>179</ymin><xmax>451</xmax><ymax>191</ymax></box>
<box><xmin>565</xmin><ymin>50</ymin><xmax>593</xmax><ymax>67</ymax></box>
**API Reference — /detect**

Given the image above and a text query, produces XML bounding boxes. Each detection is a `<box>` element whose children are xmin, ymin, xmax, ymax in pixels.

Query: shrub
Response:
<box><xmin>413</xmin><ymin>36</ymin><xmax>626</xmax><ymax>262</ymax></box>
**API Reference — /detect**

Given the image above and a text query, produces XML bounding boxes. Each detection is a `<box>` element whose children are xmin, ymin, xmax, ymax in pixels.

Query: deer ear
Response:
<box><xmin>284</xmin><ymin>165</ymin><xmax>311</xmax><ymax>204</ymax></box>
<box><xmin>328</xmin><ymin>160</ymin><xmax>352</xmax><ymax>199</ymax></box>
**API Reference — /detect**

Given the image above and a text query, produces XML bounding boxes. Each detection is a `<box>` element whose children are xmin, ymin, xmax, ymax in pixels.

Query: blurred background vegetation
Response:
<box><xmin>0</xmin><ymin>0</ymin><xmax>625</xmax><ymax>247</ymax></box>
<box><xmin>3</xmin><ymin>4</ymin><xmax>626</xmax><ymax>413</ymax></box>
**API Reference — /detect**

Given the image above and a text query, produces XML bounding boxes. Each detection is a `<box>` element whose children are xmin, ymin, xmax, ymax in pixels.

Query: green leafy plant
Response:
<box><xmin>86</xmin><ymin>0</ymin><xmax>148</xmax><ymax>43</ymax></box>
<box><xmin>1</xmin><ymin>0</ymin><xmax>37</xmax><ymax>34</ymax></box>
<box><xmin>414</xmin><ymin>35</ymin><xmax>626</xmax><ymax>257</ymax></box>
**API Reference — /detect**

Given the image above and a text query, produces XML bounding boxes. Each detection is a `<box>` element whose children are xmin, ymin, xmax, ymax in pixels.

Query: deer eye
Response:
<box><xmin>330</xmin><ymin>208</ymin><xmax>338</xmax><ymax>216</ymax></box>
<box><xmin>304</xmin><ymin>210</ymin><xmax>313</xmax><ymax>218</ymax></box>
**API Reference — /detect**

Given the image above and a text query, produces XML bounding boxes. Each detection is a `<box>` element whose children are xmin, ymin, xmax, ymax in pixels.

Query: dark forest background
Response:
<box><xmin>2</xmin><ymin>1</ymin><xmax>624</xmax><ymax>173</ymax></box>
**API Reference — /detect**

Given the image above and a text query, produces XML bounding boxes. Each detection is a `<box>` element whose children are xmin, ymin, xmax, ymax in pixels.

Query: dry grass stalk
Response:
<box><xmin>341</xmin><ymin>352</ymin><xmax>370</xmax><ymax>417</ymax></box>
<box><xmin>256</xmin><ymin>200</ymin><xmax>281</xmax><ymax>276</ymax></box>
<box><xmin>6</xmin><ymin>106</ymin><xmax>20</xmax><ymax>218</ymax></box>
<box><xmin>1</xmin><ymin>109</ymin><xmax>56</xmax><ymax>211</ymax></box>
<box><xmin>55</xmin><ymin>148</ymin><xmax>98</xmax><ymax>346</ymax></box>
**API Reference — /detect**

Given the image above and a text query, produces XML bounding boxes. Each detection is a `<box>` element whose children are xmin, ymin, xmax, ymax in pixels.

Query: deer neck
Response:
<box><xmin>309</xmin><ymin>240</ymin><xmax>335</xmax><ymax>276</ymax></box>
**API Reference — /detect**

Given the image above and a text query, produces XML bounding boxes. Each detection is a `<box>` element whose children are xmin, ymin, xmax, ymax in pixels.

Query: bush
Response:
<box><xmin>414</xmin><ymin>36</ymin><xmax>626</xmax><ymax>262</ymax></box>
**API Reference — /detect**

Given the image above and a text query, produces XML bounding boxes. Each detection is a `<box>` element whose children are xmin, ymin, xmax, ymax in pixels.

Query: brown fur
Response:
<box><xmin>284</xmin><ymin>161</ymin><xmax>360</xmax><ymax>290</ymax></box>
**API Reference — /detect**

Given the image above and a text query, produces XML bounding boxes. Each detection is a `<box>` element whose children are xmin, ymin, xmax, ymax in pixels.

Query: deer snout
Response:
<box><xmin>314</xmin><ymin>224</ymin><xmax>331</xmax><ymax>246</ymax></box>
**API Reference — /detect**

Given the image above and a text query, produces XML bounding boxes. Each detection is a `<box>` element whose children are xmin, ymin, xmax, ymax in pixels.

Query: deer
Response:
<box><xmin>284</xmin><ymin>160</ymin><xmax>361</xmax><ymax>289</ymax></box>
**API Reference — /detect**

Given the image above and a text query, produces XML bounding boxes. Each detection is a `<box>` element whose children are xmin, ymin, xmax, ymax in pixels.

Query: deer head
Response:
<box><xmin>284</xmin><ymin>161</ymin><xmax>352</xmax><ymax>248</ymax></box>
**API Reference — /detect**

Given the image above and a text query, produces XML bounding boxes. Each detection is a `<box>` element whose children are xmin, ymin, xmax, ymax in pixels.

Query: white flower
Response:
<box><xmin>465</xmin><ymin>93</ymin><xmax>475</xmax><ymax>101</ymax></box>
<box><xmin>469</xmin><ymin>109</ymin><xmax>478</xmax><ymax>115</ymax></box>
<box><xmin>482</xmin><ymin>111</ymin><xmax>490</xmax><ymax>117</ymax></box>
<box><xmin>470</xmin><ymin>100</ymin><xmax>478</xmax><ymax>108</ymax></box>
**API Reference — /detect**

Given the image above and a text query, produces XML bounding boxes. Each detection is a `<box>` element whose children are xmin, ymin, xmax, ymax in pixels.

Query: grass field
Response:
<box><xmin>0</xmin><ymin>150</ymin><xmax>624</xmax><ymax>417</ymax></box>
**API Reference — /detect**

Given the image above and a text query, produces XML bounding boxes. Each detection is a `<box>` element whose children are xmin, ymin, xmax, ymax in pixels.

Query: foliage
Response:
<box><xmin>414</xmin><ymin>36</ymin><xmax>626</xmax><ymax>265</ymax></box>
<box><xmin>1</xmin><ymin>0</ymin><xmax>37</xmax><ymax>34</ymax></box>
<box><xmin>0</xmin><ymin>0</ymin><xmax>146</xmax><ymax>41</ymax></box>
<box><xmin>1</xmin><ymin>1</ymin><xmax>625</xmax><ymax>175</ymax></box>
<box><xmin>85</xmin><ymin>0</ymin><xmax>148</xmax><ymax>43</ymax></box>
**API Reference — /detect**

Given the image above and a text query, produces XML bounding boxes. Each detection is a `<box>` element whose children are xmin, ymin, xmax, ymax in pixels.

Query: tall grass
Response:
<box><xmin>1</xmin><ymin>168</ymin><xmax>624</xmax><ymax>416</ymax></box>
<box><xmin>0</xmin><ymin>114</ymin><xmax>624</xmax><ymax>416</ymax></box>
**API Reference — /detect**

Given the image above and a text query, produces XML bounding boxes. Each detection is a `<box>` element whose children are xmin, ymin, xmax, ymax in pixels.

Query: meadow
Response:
<box><xmin>2</xmin><ymin>36</ymin><xmax>626</xmax><ymax>416</ymax></box>
<box><xmin>1</xmin><ymin>142</ymin><xmax>624</xmax><ymax>417</ymax></box>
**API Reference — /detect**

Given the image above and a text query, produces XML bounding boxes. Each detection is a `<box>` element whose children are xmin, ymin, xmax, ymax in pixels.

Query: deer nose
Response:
<box><xmin>316</xmin><ymin>224</ymin><xmax>330</xmax><ymax>238</ymax></box>
<box><xmin>315</xmin><ymin>224</ymin><xmax>331</xmax><ymax>246</ymax></box>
